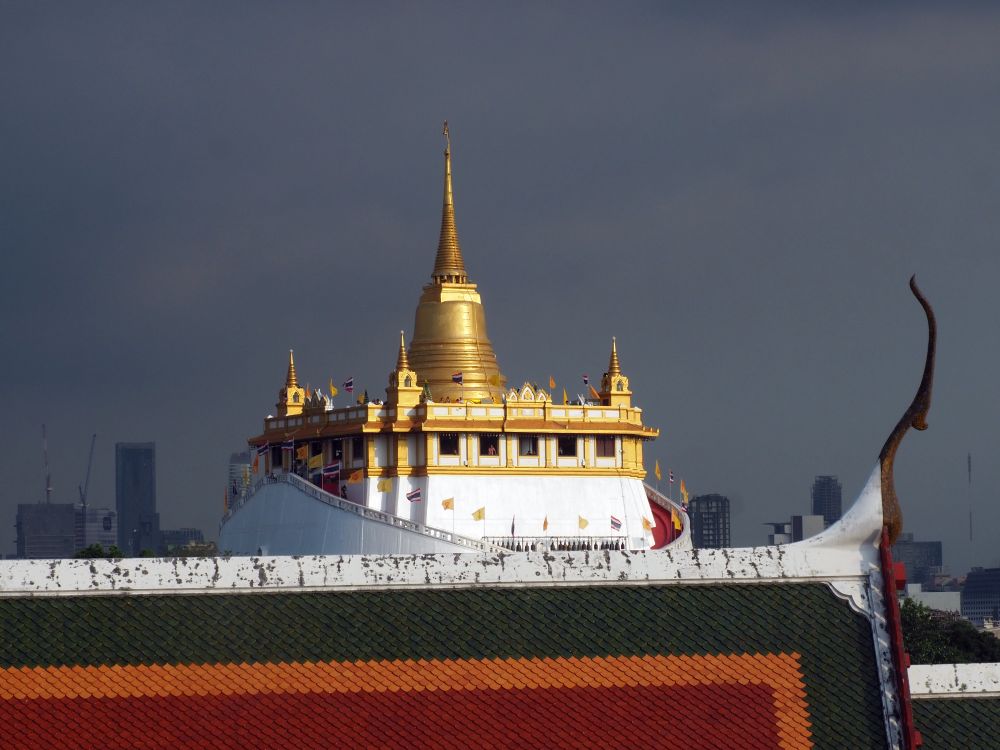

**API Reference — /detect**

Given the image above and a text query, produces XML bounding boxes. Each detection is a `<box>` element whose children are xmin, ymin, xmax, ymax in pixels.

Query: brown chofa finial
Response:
<box><xmin>879</xmin><ymin>276</ymin><xmax>936</xmax><ymax>545</ymax></box>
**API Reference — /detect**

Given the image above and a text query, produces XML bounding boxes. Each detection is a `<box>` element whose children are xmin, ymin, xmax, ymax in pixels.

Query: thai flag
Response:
<box><xmin>343</xmin><ymin>377</ymin><xmax>354</xmax><ymax>394</ymax></box>
<box><xmin>610</xmin><ymin>515</ymin><xmax>622</xmax><ymax>531</ymax></box>
<box><xmin>583</xmin><ymin>374</ymin><xmax>589</xmax><ymax>385</ymax></box>
<box><xmin>322</xmin><ymin>461</ymin><xmax>341</xmax><ymax>477</ymax></box>
<box><xmin>281</xmin><ymin>440</ymin><xmax>294</xmax><ymax>452</ymax></box>
<box><xmin>256</xmin><ymin>443</ymin><xmax>269</xmax><ymax>456</ymax></box>
<box><xmin>669</xmin><ymin>469</ymin><xmax>675</xmax><ymax>483</ymax></box>
<box><xmin>452</xmin><ymin>371</ymin><xmax>463</xmax><ymax>385</ymax></box>
<box><xmin>406</xmin><ymin>488</ymin><xmax>422</xmax><ymax>503</ymax></box>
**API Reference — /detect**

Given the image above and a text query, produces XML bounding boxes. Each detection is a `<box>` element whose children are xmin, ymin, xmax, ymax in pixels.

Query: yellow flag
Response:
<box><xmin>472</xmin><ymin>506</ymin><xmax>486</xmax><ymax>521</ymax></box>
<box><xmin>357</xmin><ymin>392</ymin><xmax>365</xmax><ymax>404</ymax></box>
<box><xmin>588</xmin><ymin>384</ymin><xmax>601</xmax><ymax>400</ymax></box>
<box><xmin>671</xmin><ymin>508</ymin><xmax>682</xmax><ymax>531</ymax></box>
<box><xmin>296</xmin><ymin>445</ymin><xmax>309</xmax><ymax>460</ymax></box>
<box><xmin>654</xmin><ymin>460</ymin><xmax>662</xmax><ymax>481</ymax></box>
<box><xmin>642</xmin><ymin>516</ymin><xmax>652</xmax><ymax>531</ymax></box>
<box><xmin>328</xmin><ymin>378</ymin><xmax>338</xmax><ymax>398</ymax></box>
<box><xmin>347</xmin><ymin>469</ymin><xmax>363</xmax><ymax>484</ymax></box>
<box><xmin>307</xmin><ymin>454</ymin><xmax>323</xmax><ymax>469</ymax></box>
<box><xmin>578</xmin><ymin>515</ymin><xmax>589</xmax><ymax>530</ymax></box>
<box><xmin>376</xmin><ymin>478</ymin><xmax>392</xmax><ymax>492</ymax></box>
<box><xmin>441</xmin><ymin>497</ymin><xmax>455</xmax><ymax>510</ymax></box>
<box><xmin>549</xmin><ymin>375</ymin><xmax>556</xmax><ymax>390</ymax></box>
<box><xmin>543</xmin><ymin>515</ymin><xmax>549</xmax><ymax>531</ymax></box>
<box><xmin>680</xmin><ymin>479</ymin><xmax>689</xmax><ymax>506</ymax></box>
<box><xmin>562</xmin><ymin>387</ymin><xmax>568</xmax><ymax>405</ymax></box>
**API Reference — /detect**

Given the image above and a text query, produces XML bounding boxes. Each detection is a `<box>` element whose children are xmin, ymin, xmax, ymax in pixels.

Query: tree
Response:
<box><xmin>900</xmin><ymin>598</ymin><xmax>1000</xmax><ymax>664</ymax></box>
<box><xmin>74</xmin><ymin>543</ymin><xmax>125</xmax><ymax>559</ymax></box>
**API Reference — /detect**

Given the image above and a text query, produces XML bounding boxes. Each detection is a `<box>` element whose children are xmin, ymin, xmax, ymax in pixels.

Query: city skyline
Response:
<box><xmin>3</xmin><ymin>5</ymin><xmax>1000</xmax><ymax>573</ymax></box>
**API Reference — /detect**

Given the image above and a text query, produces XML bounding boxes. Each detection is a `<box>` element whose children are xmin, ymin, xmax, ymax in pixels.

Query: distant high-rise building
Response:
<box><xmin>765</xmin><ymin>522</ymin><xmax>793</xmax><ymax>546</ymax></box>
<box><xmin>765</xmin><ymin>515</ymin><xmax>825</xmax><ymax>545</ymax></box>
<box><xmin>811</xmin><ymin>476</ymin><xmax>842</xmax><ymax>528</ymax></box>
<box><xmin>116</xmin><ymin>442</ymin><xmax>160</xmax><ymax>555</ymax></box>
<box><xmin>228</xmin><ymin>451</ymin><xmax>252</xmax><ymax>510</ymax></box>
<box><xmin>75</xmin><ymin>506</ymin><xmax>117</xmax><ymax>551</ymax></box>
<box><xmin>962</xmin><ymin>568</ymin><xmax>1000</xmax><ymax>626</ymax></box>
<box><xmin>160</xmin><ymin>527</ymin><xmax>205</xmax><ymax>554</ymax></box>
<box><xmin>15</xmin><ymin>503</ymin><xmax>76</xmax><ymax>559</ymax></box>
<box><xmin>891</xmin><ymin>533</ymin><xmax>943</xmax><ymax>589</ymax></box>
<box><xmin>687</xmin><ymin>494</ymin><xmax>731</xmax><ymax>549</ymax></box>
<box><xmin>16</xmin><ymin>503</ymin><xmax>118</xmax><ymax>559</ymax></box>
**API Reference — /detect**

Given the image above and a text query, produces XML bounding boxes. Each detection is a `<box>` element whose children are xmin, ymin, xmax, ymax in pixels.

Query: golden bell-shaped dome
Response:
<box><xmin>408</xmin><ymin>124</ymin><xmax>505</xmax><ymax>403</ymax></box>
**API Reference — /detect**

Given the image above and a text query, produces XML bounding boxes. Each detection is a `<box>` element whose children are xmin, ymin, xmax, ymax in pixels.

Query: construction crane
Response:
<box><xmin>42</xmin><ymin>424</ymin><xmax>52</xmax><ymax>504</ymax></box>
<box><xmin>78</xmin><ymin>434</ymin><xmax>97</xmax><ymax>510</ymax></box>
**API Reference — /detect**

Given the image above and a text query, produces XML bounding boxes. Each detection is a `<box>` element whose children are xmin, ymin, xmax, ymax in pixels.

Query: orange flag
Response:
<box><xmin>549</xmin><ymin>375</ymin><xmax>556</xmax><ymax>390</ymax></box>
<box><xmin>347</xmin><ymin>469</ymin><xmax>363</xmax><ymax>484</ymax></box>
<box><xmin>543</xmin><ymin>515</ymin><xmax>549</xmax><ymax>531</ymax></box>
<box><xmin>642</xmin><ymin>516</ymin><xmax>653</xmax><ymax>531</ymax></box>
<box><xmin>588</xmin><ymin>384</ymin><xmax>601</xmax><ymax>400</ymax></box>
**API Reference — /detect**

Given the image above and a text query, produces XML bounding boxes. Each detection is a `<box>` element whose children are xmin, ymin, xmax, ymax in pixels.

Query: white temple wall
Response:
<box><xmin>421</xmin><ymin>474</ymin><xmax>653</xmax><ymax>549</ymax></box>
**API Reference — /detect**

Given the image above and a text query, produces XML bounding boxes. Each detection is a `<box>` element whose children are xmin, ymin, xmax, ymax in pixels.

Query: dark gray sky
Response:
<box><xmin>2</xmin><ymin>3</ymin><xmax>998</xmax><ymax>572</ymax></box>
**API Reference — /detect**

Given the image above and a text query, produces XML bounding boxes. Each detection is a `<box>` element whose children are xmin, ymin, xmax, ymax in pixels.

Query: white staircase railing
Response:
<box><xmin>221</xmin><ymin>472</ymin><xmax>504</xmax><ymax>554</ymax></box>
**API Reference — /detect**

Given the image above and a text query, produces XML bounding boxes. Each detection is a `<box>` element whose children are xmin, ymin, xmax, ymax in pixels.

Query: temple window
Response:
<box><xmin>616</xmin><ymin>381</ymin><xmax>623</xmax><ymax>392</ymax></box>
<box><xmin>332</xmin><ymin>439</ymin><xmax>343</xmax><ymax>461</ymax></box>
<box><xmin>293</xmin><ymin>393</ymin><xmax>300</xmax><ymax>403</ymax></box>
<box><xmin>440</xmin><ymin>432</ymin><xmax>460</xmax><ymax>456</ymax></box>
<box><xmin>480</xmin><ymin>434</ymin><xmax>500</xmax><ymax>456</ymax></box>
<box><xmin>518</xmin><ymin>435</ymin><xmax>538</xmax><ymax>456</ymax></box>
<box><xmin>350</xmin><ymin>435</ymin><xmax>364</xmax><ymax>462</ymax></box>
<box><xmin>404</xmin><ymin>375</ymin><xmax>412</xmax><ymax>387</ymax></box>
<box><xmin>596</xmin><ymin>435</ymin><xmax>615</xmax><ymax>458</ymax></box>
<box><xmin>557</xmin><ymin>436</ymin><xmax>577</xmax><ymax>457</ymax></box>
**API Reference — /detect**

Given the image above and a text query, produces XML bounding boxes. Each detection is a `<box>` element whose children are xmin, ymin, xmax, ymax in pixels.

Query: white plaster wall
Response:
<box><xmin>421</xmin><ymin>474</ymin><xmax>653</xmax><ymax>548</ymax></box>
<box><xmin>372</xmin><ymin>435</ymin><xmax>387</xmax><ymax>468</ymax></box>
<box><xmin>0</xmin><ymin>542</ymin><xmax>878</xmax><ymax>597</ymax></box>
<box><xmin>909</xmin><ymin>663</ymin><xmax>1000</xmax><ymax>697</ymax></box>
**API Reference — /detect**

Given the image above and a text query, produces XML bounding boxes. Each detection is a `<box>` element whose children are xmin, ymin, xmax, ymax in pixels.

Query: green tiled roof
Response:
<box><xmin>0</xmin><ymin>582</ymin><xmax>888</xmax><ymax>747</ymax></box>
<box><xmin>913</xmin><ymin>697</ymin><xmax>1000</xmax><ymax>749</ymax></box>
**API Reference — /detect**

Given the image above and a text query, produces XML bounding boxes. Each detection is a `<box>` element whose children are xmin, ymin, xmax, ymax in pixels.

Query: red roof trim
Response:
<box><xmin>880</xmin><ymin>526</ymin><xmax>922</xmax><ymax>749</ymax></box>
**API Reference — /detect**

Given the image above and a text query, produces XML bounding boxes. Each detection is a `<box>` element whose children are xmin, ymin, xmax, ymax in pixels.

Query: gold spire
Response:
<box><xmin>608</xmin><ymin>337</ymin><xmax>621</xmax><ymax>377</ymax></box>
<box><xmin>409</xmin><ymin>125</ymin><xmax>505</xmax><ymax>402</ymax></box>
<box><xmin>286</xmin><ymin>349</ymin><xmax>298</xmax><ymax>388</ymax></box>
<box><xmin>396</xmin><ymin>330</ymin><xmax>410</xmax><ymax>371</ymax></box>
<box><xmin>431</xmin><ymin>121</ymin><xmax>468</xmax><ymax>284</ymax></box>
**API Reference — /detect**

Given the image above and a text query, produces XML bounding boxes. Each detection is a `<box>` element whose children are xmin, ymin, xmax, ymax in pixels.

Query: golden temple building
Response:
<box><xmin>222</xmin><ymin>128</ymin><xmax>676</xmax><ymax>556</ymax></box>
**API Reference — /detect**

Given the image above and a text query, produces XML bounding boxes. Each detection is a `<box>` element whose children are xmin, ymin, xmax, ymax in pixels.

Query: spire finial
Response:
<box><xmin>431</xmin><ymin>121</ymin><xmax>468</xmax><ymax>284</ymax></box>
<box><xmin>608</xmin><ymin>337</ymin><xmax>621</xmax><ymax>377</ymax></box>
<box><xmin>286</xmin><ymin>349</ymin><xmax>298</xmax><ymax>388</ymax></box>
<box><xmin>397</xmin><ymin>330</ymin><xmax>410</xmax><ymax>371</ymax></box>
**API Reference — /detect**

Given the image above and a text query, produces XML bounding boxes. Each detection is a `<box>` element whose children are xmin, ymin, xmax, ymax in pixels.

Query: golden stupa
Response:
<box><xmin>408</xmin><ymin>124</ymin><xmax>506</xmax><ymax>402</ymax></box>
